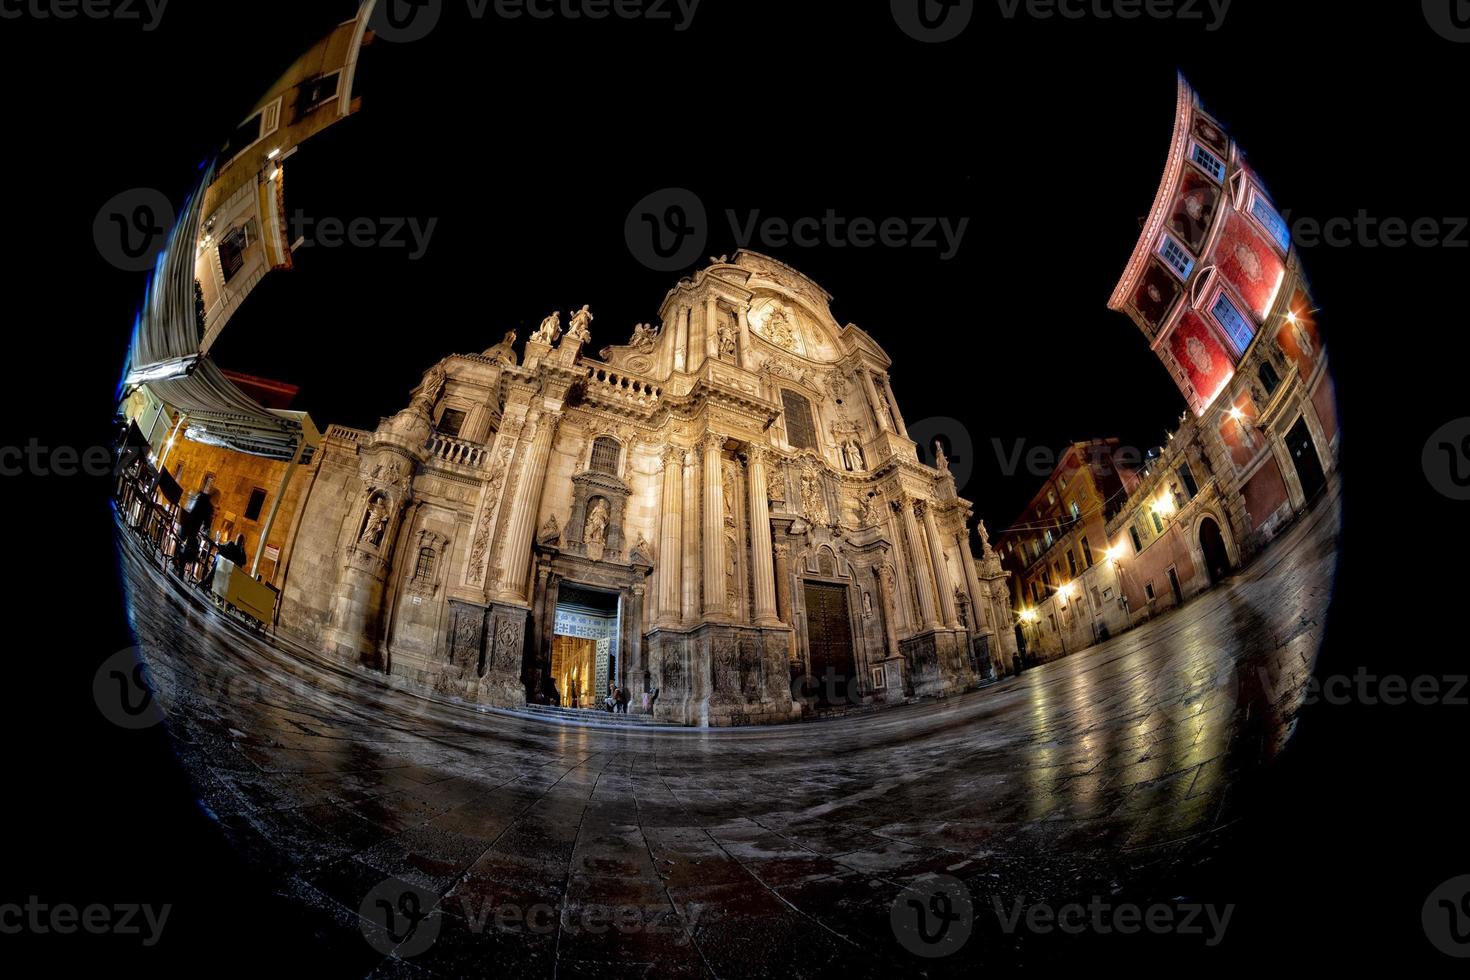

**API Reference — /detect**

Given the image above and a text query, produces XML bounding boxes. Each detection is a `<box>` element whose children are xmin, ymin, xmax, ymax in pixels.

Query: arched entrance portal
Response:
<box><xmin>1199</xmin><ymin>518</ymin><xmax>1231</xmax><ymax>586</ymax></box>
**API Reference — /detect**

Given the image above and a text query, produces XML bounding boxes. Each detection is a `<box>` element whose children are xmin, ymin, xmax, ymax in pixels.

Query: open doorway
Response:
<box><xmin>544</xmin><ymin>583</ymin><xmax>620</xmax><ymax>709</ymax></box>
<box><xmin>1199</xmin><ymin>517</ymin><xmax>1231</xmax><ymax>586</ymax></box>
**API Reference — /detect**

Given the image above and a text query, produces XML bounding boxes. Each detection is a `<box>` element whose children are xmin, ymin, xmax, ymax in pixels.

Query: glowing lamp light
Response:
<box><xmin>1020</xmin><ymin>608</ymin><xmax>1039</xmax><ymax>625</ymax></box>
<box><xmin>267</xmin><ymin>147</ymin><xmax>281</xmax><ymax>159</ymax></box>
<box><xmin>1228</xmin><ymin>406</ymin><xmax>1244</xmax><ymax>423</ymax></box>
<box><xmin>1105</xmin><ymin>544</ymin><xmax>1126</xmax><ymax>563</ymax></box>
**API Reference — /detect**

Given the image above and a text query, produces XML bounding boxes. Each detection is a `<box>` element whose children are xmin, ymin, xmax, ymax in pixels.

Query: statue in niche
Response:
<box><xmin>717</xmin><ymin>318</ymin><xmax>738</xmax><ymax>360</ymax></box>
<box><xmin>856</xmin><ymin>493</ymin><xmax>879</xmax><ymax>528</ymax></box>
<box><xmin>360</xmin><ymin>496</ymin><xmax>390</xmax><ymax>548</ymax></box>
<box><xmin>585</xmin><ymin>498</ymin><xmax>609</xmax><ymax>546</ymax></box>
<box><xmin>863</xmin><ymin>591</ymin><xmax>873</xmax><ymax>618</ymax></box>
<box><xmin>532</xmin><ymin>311</ymin><xmax>562</xmax><ymax>345</ymax></box>
<box><xmin>483</xmin><ymin>329</ymin><xmax>518</xmax><ymax>366</ymax></box>
<box><xmin>842</xmin><ymin>439</ymin><xmax>866</xmax><ymax>472</ymax></box>
<box><xmin>566</xmin><ymin>305</ymin><xmax>594</xmax><ymax>344</ymax></box>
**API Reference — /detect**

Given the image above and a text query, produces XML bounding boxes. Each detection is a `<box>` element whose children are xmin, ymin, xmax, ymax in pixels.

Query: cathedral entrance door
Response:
<box><xmin>802</xmin><ymin>582</ymin><xmax>857</xmax><ymax>709</ymax></box>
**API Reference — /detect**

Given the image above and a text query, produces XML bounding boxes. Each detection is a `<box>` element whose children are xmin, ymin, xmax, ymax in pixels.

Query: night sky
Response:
<box><xmin>194</xmin><ymin>2</ymin><xmax>1312</xmax><ymax>530</ymax></box>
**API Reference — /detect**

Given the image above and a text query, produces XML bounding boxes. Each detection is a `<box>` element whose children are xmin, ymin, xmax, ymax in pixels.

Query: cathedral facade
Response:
<box><xmin>275</xmin><ymin>251</ymin><xmax>1015</xmax><ymax>726</ymax></box>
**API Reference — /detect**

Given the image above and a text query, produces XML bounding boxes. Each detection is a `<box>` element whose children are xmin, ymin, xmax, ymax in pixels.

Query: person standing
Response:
<box><xmin>173</xmin><ymin>488</ymin><xmax>218</xmax><ymax>579</ymax></box>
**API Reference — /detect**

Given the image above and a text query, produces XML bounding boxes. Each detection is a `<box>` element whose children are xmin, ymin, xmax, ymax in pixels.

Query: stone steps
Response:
<box><xmin>506</xmin><ymin>702</ymin><xmax>682</xmax><ymax>728</ymax></box>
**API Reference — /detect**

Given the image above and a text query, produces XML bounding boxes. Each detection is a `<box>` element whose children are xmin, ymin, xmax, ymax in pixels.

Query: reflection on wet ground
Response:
<box><xmin>119</xmin><ymin>494</ymin><xmax>1338</xmax><ymax>976</ymax></box>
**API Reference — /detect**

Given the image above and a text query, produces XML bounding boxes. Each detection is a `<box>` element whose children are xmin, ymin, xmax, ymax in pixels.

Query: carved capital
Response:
<box><xmin>699</xmin><ymin>432</ymin><xmax>727</xmax><ymax>455</ymax></box>
<box><xmin>742</xmin><ymin>443</ymin><xmax>770</xmax><ymax>468</ymax></box>
<box><xmin>913</xmin><ymin>499</ymin><xmax>928</xmax><ymax>520</ymax></box>
<box><xmin>662</xmin><ymin>445</ymin><xmax>687</xmax><ymax>468</ymax></box>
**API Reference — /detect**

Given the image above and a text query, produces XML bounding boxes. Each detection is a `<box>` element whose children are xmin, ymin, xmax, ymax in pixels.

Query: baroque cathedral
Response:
<box><xmin>276</xmin><ymin>251</ymin><xmax>1016</xmax><ymax>725</ymax></box>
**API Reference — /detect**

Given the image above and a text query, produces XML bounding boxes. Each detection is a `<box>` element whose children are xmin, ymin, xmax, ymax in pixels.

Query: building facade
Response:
<box><xmin>1002</xmin><ymin>77</ymin><xmax>1340</xmax><ymax>664</ymax></box>
<box><xmin>271</xmin><ymin>251</ymin><xmax>1016</xmax><ymax>725</ymax></box>
<box><xmin>997</xmin><ymin>439</ymin><xmax>1137</xmax><ymax>661</ymax></box>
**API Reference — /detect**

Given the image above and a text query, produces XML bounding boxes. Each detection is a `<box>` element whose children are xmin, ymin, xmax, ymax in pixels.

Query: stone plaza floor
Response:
<box><xmin>116</xmin><ymin>492</ymin><xmax>1339</xmax><ymax>976</ymax></box>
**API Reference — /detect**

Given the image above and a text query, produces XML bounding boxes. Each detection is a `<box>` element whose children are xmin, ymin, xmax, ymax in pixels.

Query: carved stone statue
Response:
<box><xmin>842</xmin><ymin>439</ymin><xmax>866</xmax><ymax>472</ymax></box>
<box><xmin>565</xmin><ymin>305</ymin><xmax>594</xmax><ymax>344</ymax></box>
<box><xmin>532</xmin><ymin>312</ymin><xmax>562</xmax><ymax>345</ymax></box>
<box><xmin>977</xmin><ymin>520</ymin><xmax>993</xmax><ymax>556</ymax></box>
<box><xmin>410</xmin><ymin>363</ymin><xmax>446</xmax><ymax>413</ymax></box>
<box><xmin>629</xmin><ymin>322</ymin><xmax>658</xmax><ymax>352</ymax></box>
<box><xmin>483</xmin><ymin>329</ymin><xmax>518</xmax><ymax>366</ymax></box>
<box><xmin>538</xmin><ymin>514</ymin><xmax>561</xmax><ymax>546</ymax></box>
<box><xmin>856</xmin><ymin>493</ymin><xmax>878</xmax><ymax>528</ymax></box>
<box><xmin>800</xmin><ymin>472</ymin><xmax>825</xmax><ymax>523</ymax></box>
<box><xmin>763</xmin><ymin>308</ymin><xmax>797</xmax><ymax>351</ymax></box>
<box><xmin>934</xmin><ymin>440</ymin><xmax>949</xmax><ymax>472</ymax></box>
<box><xmin>585</xmin><ymin>498</ymin><xmax>609</xmax><ymax>545</ymax></box>
<box><xmin>360</xmin><ymin>496</ymin><xmax>390</xmax><ymax>548</ymax></box>
<box><xmin>717</xmin><ymin>319</ymin><xmax>738</xmax><ymax>360</ymax></box>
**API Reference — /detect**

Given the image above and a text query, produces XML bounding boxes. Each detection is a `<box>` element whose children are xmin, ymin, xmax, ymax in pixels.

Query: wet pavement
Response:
<box><xmin>116</xmin><ymin>494</ymin><xmax>1339</xmax><ymax>976</ymax></box>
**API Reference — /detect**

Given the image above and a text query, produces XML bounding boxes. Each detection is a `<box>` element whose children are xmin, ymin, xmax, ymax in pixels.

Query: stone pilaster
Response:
<box><xmin>701</xmin><ymin>432</ymin><xmax>728</xmax><ymax>619</ymax></box>
<box><xmin>873</xmin><ymin>561</ymin><xmax>908</xmax><ymax>698</ymax></box>
<box><xmin>773</xmin><ymin>542</ymin><xmax>796</xmax><ymax>662</ymax></box>
<box><xmin>744</xmin><ymin>444</ymin><xmax>779</xmax><ymax>625</ymax></box>
<box><xmin>657</xmin><ymin>446</ymin><xmax>685</xmax><ymax>626</ymax></box>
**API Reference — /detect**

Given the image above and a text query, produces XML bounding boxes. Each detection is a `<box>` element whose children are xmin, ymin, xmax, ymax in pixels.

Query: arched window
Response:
<box><xmin>415</xmin><ymin>547</ymin><xmax>436</xmax><ymax>581</ymax></box>
<box><xmin>1257</xmin><ymin>361</ymin><xmax>1281</xmax><ymax>397</ymax></box>
<box><xmin>590</xmin><ymin>436</ymin><xmax>621</xmax><ymax>475</ymax></box>
<box><xmin>781</xmin><ymin>390</ymin><xmax>818</xmax><ymax>451</ymax></box>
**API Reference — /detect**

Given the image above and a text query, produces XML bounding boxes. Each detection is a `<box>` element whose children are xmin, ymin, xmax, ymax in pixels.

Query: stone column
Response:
<box><xmin>881</xmin><ymin>374</ymin><xmax>910</xmax><ymax>438</ymax></box>
<box><xmin>860</xmin><ymin>370</ymin><xmax>892</xmax><ymax>433</ymax></box>
<box><xmin>681</xmin><ymin>449</ymin><xmax>700</xmax><ymax>622</ymax></box>
<box><xmin>497</xmin><ymin>409</ymin><xmax>561</xmax><ymax>602</ymax></box>
<box><xmin>958</xmin><ymin>526</ymin><xmax>985</xmax><ymax>628</ymax></box>
<box><xmin>701</xmin><ymin>432</ymin><xmax>727</xmax><ymax>619</ymax></box>
<box><xmin>657</xmin><ymin>446</ymin><xmax>685</xmax><ymax>626</ymax></box>
<box><xmin>919</xmin><ymin>501</ymin><xmax>961</xmax><ymax>628</ymax></box>
<box><xmin>674</xmin><ymin>306</ymin><xmax>690</xmax><ymax>374</ymax></box>
<box><xmin>773</xmin><ymin>543</ymin><xmax>795</xmax><ymax>634</ymax></box>
<box><xmin>896</xmin><ymin>498</ymin><xmax>939</xmax><ymax>629</ymax></box>
<box><xmin>737</xmin><ymin>304</ymin><xmax>753</xmax><ymax>370</ymax></box>
<box><xmin>744</xmin><ymin>444</ymin><xmax>779</xmax><ymax>624</ymax></box>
